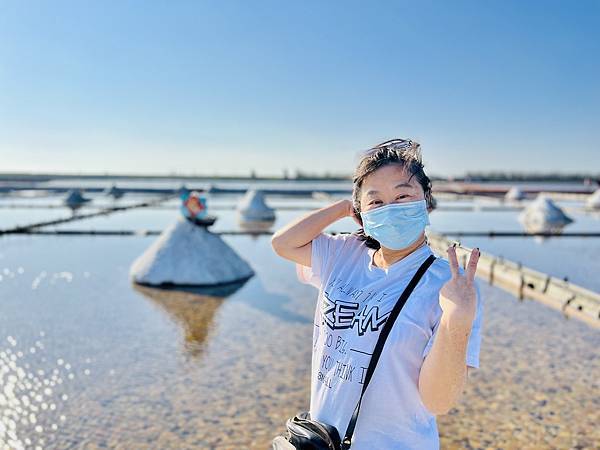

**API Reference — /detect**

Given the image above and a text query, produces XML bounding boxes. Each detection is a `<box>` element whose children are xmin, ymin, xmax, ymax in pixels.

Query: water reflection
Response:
<box><xmin>132</xmin><ymin>280</ymin><xmax>249</xmax><ymax>358</ymax></box>
<box><xmin>0</xmin><ymin>335</ymin><xmax>75</xmax><ymax>450</ymax></box>
<box><xmin>238</xmin><ymin>218</ymin><xmax>276</xmax><ymax>236</ymax></box>
<box><xmin>230</xmin><ymin>276</ymin><xmax>312</xmax><ymax>325</ymax></box>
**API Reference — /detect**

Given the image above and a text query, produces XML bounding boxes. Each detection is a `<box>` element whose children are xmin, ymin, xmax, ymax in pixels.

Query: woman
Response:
<box><xmin>271</xmin><ymin>138</ymin><xmax>483</xmax><ymax>449</ymax></box>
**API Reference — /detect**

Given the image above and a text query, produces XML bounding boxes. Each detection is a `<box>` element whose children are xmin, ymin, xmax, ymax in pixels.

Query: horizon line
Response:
<box><xmin>0</xmin><ymin>171</ymin><xmax>599</xmax><ymax>182</ymax></box>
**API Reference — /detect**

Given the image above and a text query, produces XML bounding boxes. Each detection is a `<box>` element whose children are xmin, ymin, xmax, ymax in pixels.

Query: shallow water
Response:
<box><xmin>0</xmin><ymin>189</ymin><xmax>599</xmax><ymax>449</ymax></box>
<box><xmin>0</xmin><ymin>234</ymin><xmax>315</xmax><ymax>449</ymax></box>
<box><xmin>428</xmin><ymin>202</ymin><xmax>600</xmax><ymax>292</ymax></box>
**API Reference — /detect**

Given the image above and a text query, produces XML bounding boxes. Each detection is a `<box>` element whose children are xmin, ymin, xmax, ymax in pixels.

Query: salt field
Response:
<box><xmin>3</xmin><ymin>1</ymin><xmax>599</xmax><ymax>448</ymax></box>
<box><xmin>0</xmin><ymin>181</ymin><xmax>599</xmax><ymax>449</ymax></box>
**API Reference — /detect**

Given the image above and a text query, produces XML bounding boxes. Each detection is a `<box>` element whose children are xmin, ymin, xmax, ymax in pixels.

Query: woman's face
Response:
<box><xmin>359</xmin><ymin>163</ymin><xmax>425</xmax><ymax>213</ymax></box>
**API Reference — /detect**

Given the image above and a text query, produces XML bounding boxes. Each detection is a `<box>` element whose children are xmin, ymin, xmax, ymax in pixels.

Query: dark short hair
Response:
<box><xmin>351</xmin><ymin>138</ymin><xmax>437</xmax><ymax>249</ymax></box>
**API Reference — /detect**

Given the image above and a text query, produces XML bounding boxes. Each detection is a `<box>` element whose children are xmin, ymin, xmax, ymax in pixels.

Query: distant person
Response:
<box><xmin>270</xmin><ymin>138</ymin><xmax>483</xmax><ymax>449</ymax></box>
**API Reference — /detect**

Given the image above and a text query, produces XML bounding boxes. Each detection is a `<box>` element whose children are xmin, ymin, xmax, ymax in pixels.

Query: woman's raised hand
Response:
<box><xmin>438</xmin><ymin>245</ymin><xmax>480</xmax><ymax>329</ymax></box>
<box><xmin>340</xmin><ymin>199</ymin><xmax>362</xmax><ymax>227</ymax></box>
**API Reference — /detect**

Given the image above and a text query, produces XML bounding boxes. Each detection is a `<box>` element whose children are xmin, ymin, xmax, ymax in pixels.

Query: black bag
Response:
<box><xmin>272</xmin><ymin>254</ymin><xmax>437</xmax><ymax>450</ymax></box>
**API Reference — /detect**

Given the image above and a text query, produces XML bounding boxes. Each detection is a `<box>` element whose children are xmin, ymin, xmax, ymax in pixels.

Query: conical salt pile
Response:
<box><xmin>64</xmin><ymin>189</ymin><xmax>91</xmax><ymax>209</ymax></box>
<box><xmin>505</xmin><ymin>186</ymin><xmax>525</xmax><ymax>201</ymax></box>
<box><xmin>237</xmin><ymin>189</ymin><xmax>275</xmax><ymax>222</ymax></box>
<box><xmin>586</xmin><ymin>189</ymin><xmax>600</xmax><ymax>209</ymax></box>
<box><xmin>130</xmin><ymin>216</ymin><xmax>254</xmax><ymax>287</ymax></box>
<box><xmin>518</xmin><ymin>194</ymin><xmax>573</xmax><ymax>233</ymax></box>
<box><xmin>104</xmin><ymin>184</ymin><xmax>124</xmax><ymax>199</ymax></box>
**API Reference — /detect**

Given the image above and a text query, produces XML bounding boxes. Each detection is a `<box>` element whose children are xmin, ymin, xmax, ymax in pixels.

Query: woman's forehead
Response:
<box><xmin>362</xmin><ymin>165</ymin><xmax>416</xmax><ymax>194</ymax></box>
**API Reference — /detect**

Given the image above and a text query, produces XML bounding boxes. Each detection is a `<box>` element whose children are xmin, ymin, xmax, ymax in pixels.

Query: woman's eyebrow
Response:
<box><xmin>365</xmin><ymin>182</ymin><xmax>414</xmax><ymax>196</ymax></box>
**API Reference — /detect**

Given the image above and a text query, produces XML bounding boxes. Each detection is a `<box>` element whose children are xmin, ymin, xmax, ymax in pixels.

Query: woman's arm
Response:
<box><xmin>418</xmin><ymin>245</ymin><xmax>480</xmax><ymax>415</ymax></box>
<box><xmin>418</xmin><ymin>314</ymin><xmax>473</xmax><ymax>415</ymax></box>
<box><xmin>271</xmin><ymin>199</ymin><xmax>353</xmax><ymax>267</ymax></box>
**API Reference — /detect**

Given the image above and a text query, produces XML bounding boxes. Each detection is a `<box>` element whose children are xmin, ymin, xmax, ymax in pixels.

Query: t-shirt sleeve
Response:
<box><xmin>421</xmin><ymin>279</ymin><xmax>484</xmax><ymax>369</ymax></box>
<box><xmin>295</xmin><ymin>232</ymin><xmax>351</xmax><ymax>290</ymax></box>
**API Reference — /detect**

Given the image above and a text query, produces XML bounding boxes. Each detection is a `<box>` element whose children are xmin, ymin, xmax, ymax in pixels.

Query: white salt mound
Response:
<box><xmin>64</xmin><ymin>189</ymin><xmax>90</xmax><ymax>208</ymax></box>
<box><xmin>237</xmin><ymin>189</ymin><xmax>275</xmax><ymax>222</ymax></box>
<box><xmin>130</xmin><ymin>217</ymin><xmax>254</xmax><ymax>286</ymax></box>
<box><xmin>518</xmin><ymin>195</ymin><xmax>573</xmax><ymax>231</ymax></box>
<box><xmin>586</xmin><ymin>189</ymin><xmax>600</xmax><ymax>209</ymax></box>
<box><xmin>505</xmin><ymin>186</ymin><xmax>525</xmax><ymax>201</ymax></box>
<box><xmin>104</xmin><ymin>184</ymin><xmax>124</xmax><ymax>199</ymax></box>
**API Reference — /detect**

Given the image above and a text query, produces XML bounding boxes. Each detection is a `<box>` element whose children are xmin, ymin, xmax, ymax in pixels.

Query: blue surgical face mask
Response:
<box><xmin>360</xmin><ymin>199</ymin><xmax>430</xmax><ymax>250</ymax></box>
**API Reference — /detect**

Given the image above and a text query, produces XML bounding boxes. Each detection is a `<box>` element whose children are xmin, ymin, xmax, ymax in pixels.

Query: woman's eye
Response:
<box><xmin>369</xmin><ymin>196</ymin><xmax>407</xmax><ymax>205</ymax></box>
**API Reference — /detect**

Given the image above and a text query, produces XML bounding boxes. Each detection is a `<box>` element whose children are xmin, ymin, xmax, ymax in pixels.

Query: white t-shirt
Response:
<box><xmin>295</xmin><ymin>232</ymin><xmax>483</xmax><ymax>450</ymax></box>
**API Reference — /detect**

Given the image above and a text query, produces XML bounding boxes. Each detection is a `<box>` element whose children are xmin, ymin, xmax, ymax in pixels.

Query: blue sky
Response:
<box><xmin>0</xmin><ymin>0</ymin><xmax>598</xmax><ymax>177</ymax></box>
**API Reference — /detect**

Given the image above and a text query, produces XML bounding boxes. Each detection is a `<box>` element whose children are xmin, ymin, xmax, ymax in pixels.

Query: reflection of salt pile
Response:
<box><xmin>505</xmin><ymin>186</ymin><xmax>526</xmax><ymax>201</ymax></box>
<box><xmin>586</xmin><ymin>189</ymin><xmax>600</xmax><ymax>209</ymax></box>
<box><xmin>133</xmin><ymin>284</ymin><xmax>239</xmax><ymax>357</ymax></box>
<box><xmin>64</xmin><ymin>189</ymin><xmax>91</xmax><ymax>209</ymax></box>
<box><xmin>130</xmin><ymin>216</ymin><xmax>254</xmax><ymax>286</ymax></box>
<box><xmin>518</xmin><ymin>195</ymin><xmax>573</xmax><ymax>233</ymax></box>
<box><xmin>237</xmin><ymin>189</ymin><xmax>275</xmax><ymax>221</ymax></box>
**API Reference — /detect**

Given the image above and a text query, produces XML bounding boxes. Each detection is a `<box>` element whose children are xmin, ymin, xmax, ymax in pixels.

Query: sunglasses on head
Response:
<box><xmin>356</xmin><ymin>138</ymin><xmax>418</xmax><ymax>160</ymax></box>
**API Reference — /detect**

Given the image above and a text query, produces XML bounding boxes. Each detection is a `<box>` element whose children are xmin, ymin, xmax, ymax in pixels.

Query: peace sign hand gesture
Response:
<box><xmin>439</xmin><ymin>244</ymin><xmax>480</xmax><ymax>330</ymax></box>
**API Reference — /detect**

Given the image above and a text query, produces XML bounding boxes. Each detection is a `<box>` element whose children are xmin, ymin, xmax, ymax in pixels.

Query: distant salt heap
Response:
<box><xmin>505</xmin><ymin>186</ymin><xmax>526</xmax><ymax>201</ymax></box>
<box><xmin>64</xmin><ymin>189</ymin><xmax>91</xmax><ymax>210</ymax></box>
<box><xmin>104</xmin><ymin>184</ymin><xmax>124</xmax><ymax>199</ymax></box>
<box><xmin>586</xmin><ymin>189</ymin><xmax>600</xmax><ymax>209</ymax></box>
<box><xmin>312</xmin><ymin>191</ymin><xmax>331</xmax><ymax>201</ymax></box>
<box><xmin>518</xmin><ymin>194</ymin><xmax>573</xmax><ymax>233</ymax></box>
<box><xmin>178</xmin><ymin>183</ymin><xmax>190</xmax><ymax>198</ymax></box>
<box><xmin>130</xmin><ymin>193</ymin><xmax>254</xmax><ymax>287</ymax></box>
<box><xmin>237</xmin><ymin>189</ymin><xmax>275</xmax><ymax>222</ymax></box>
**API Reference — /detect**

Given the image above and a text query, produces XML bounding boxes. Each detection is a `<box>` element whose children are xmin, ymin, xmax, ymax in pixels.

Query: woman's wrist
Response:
<box><xmin>440</xmin><ymin>311</ymin><xmax>474</xmax><ymax>336</ymax></box>
<box><xmin>329</xmin><ymin>199</ymin><xmax>353</xmax><ymax>220</ymax></box>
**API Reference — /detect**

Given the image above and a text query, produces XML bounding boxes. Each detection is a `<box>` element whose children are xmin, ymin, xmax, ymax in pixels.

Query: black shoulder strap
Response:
<box><xmin>340</xmin><ymin>253</ymin><xmax>436</xmax><ymax>449</ymax></box>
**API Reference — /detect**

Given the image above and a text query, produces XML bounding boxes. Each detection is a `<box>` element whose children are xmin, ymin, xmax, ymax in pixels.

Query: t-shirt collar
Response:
<box><xmin>366</xmin><ymin>242</ymin><xmax>434</xmax><ymax>275</ymax></box>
